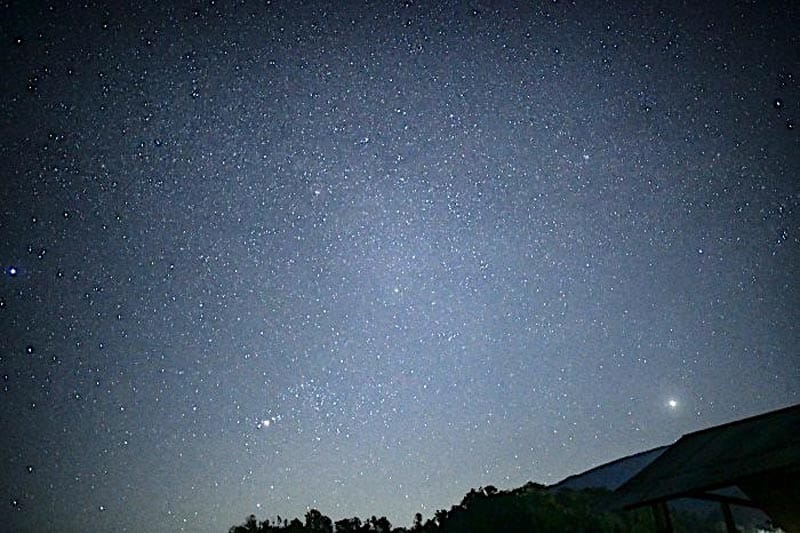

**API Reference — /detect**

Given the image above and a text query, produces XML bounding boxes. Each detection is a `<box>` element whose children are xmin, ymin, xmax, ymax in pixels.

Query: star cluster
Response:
<box><xmin>1</xmin><ymin>2</ymin><xmax>798</xmax><ymax>532</ymax></box>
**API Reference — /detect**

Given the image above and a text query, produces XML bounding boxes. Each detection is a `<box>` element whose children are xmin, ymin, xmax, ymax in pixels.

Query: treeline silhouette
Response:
<box><xmin>229</xmin><ymin>482</ymin><xmax>719</xmax><ymax>533</ymax></box>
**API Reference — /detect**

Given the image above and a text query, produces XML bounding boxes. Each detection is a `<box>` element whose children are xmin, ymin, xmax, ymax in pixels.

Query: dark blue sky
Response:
<box><xmin>1</xmin><ymin>1</ymin><xmax>798</xmax><ymax>531</ymax></box>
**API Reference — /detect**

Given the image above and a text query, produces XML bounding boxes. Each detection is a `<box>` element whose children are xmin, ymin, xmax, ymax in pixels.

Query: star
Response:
<box><xmin>667</xmin><ymin>399</ymin><xmax>679</xmax><ymax>410</ymax></box>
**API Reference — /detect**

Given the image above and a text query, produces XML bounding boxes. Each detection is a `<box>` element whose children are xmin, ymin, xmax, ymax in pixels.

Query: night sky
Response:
<box><xmin>1</xmin><ymin>1</ymin><xmax>798</xmax><ymax>532</ymax></box>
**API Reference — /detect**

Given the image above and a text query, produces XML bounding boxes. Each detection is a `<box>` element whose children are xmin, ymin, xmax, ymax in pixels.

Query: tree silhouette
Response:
<box><xmin>228</xmin><ymin>514</ymin><xmax>259</xmax><ymax>533</ymax></box>
<box><xmin>305</xmin><ymin>509</ymin><xmax>333</xmax><ymax>533</ymax></box>
<box><xmin>375</xmin><ymin>516</ymin><xmax>392</xmax><ymax>532</ymax></box>
<box><xmin>434</xmin><ymin>509</ymin><xmax>449</xmax><ymax>527</ymax></box>
<box><xmin>285</xmin><ymin>518</ymin><xmax>305</xmax><ymax>532</ymax></box>
<box><xmin>227</xmin><ymin>483</ymin><xmax>722</xmax><ymax>533</ymax></box>
<box><xmin>334</xmin><ymin>516</ymin><xmax>364</xmax><ymax>532</ymax></box>
<box><xmin>411</xmin><ymin>512</ymin><xmax>423</xmax><ymax>531</ymax></box>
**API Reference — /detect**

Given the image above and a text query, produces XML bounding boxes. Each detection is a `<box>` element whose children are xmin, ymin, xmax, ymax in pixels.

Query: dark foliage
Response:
<box><xmin>229</xmin><ymin>483</ymin><xmax>726</xmax><ymax>533</ymax></box>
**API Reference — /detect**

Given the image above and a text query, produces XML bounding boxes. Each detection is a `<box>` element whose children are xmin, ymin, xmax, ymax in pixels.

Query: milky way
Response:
<box><xmin>1</xmin><ymin>2</ymin><xmax>798</xmax><ymax>531</ymax></box>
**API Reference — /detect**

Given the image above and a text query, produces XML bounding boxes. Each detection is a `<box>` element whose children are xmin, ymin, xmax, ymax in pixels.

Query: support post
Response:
<box><xmin>721</xmin><ymin>502</ymin><xmax>739</xmax><ymax>533</ymax></box>
<box><xmin>652</xmin><ymin>501</ymin><xmax>673</xmax><ymax>533</ymax></box>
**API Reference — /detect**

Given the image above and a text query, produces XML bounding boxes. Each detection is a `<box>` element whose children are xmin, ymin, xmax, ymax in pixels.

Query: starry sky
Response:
<box><xmin>1</xmin><ymin>1</ymin><xmax>798</xmax><ymax>532</ymax></box>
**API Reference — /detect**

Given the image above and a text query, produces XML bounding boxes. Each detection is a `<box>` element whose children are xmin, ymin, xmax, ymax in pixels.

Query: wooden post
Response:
<box><xmin>721</xmin><ymin>502</ymin><xmax>739</xmax><ymax>533</ymax></box>
<box><xmin>652</xmin><ymin>501</ymin><xmax>673</xmax><ymax>533</ymax></box>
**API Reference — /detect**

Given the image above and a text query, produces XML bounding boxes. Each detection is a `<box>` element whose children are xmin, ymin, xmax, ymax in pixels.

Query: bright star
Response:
<box><xmin>667</xmin><ymin>398</ymin><xmax>678</xmax><ymax>409</ymax></box>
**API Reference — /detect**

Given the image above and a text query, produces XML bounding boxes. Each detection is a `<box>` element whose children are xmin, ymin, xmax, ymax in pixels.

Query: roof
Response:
<box><xmin>612</xmin><ymin>403</ymin><xmax>800</xmax><ymax>510</ymax></box>
<box><xmin>551</xmin><ymin>445</ymin><xmax>668</xmax><ymax>492</ymax></box>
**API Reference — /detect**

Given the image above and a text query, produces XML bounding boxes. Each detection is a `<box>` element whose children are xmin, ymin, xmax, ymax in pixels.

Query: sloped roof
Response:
<box><xmin>612</xmin><ymin>403</ymin><xmax>800</xmax><ymax>509</ymax></box>
<box><xmin>551</xmin><ymin>445</ymin><xmax>668</xmax><ymax>492</ymax></box>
